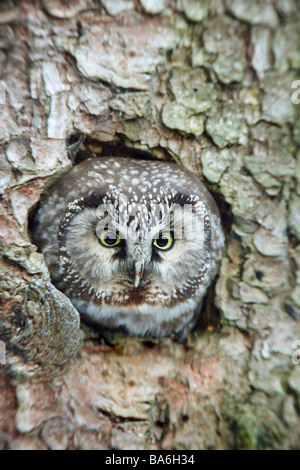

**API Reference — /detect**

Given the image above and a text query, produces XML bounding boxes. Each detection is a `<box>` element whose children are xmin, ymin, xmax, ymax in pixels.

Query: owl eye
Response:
<box><xmin>98</xmin><ymin>229</ymin><xmax>121</xmax><ymax>247</ymax></box>
<box><xmin>153</xmin><ymin>232</ymin><xmax>174</xmax><ymax>251</ymax></box>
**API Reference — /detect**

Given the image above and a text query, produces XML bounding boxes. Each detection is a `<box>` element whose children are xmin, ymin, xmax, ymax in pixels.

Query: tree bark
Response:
<box><xmin>0</xmin><ymin>0</ymin><xmax>300</xmax><ymax>450</ymax></box>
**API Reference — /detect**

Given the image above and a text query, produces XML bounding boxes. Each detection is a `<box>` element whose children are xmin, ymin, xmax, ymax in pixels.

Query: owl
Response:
<box><xmin>33</xmin><ymin>157</ymin><xmax>224</xmax><ymax>340</ymax></box>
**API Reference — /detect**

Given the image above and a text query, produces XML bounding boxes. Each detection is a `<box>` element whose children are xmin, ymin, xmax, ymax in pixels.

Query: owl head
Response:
<box><xmin>34</xmin><ymin>157</ymin><xmax>224</xmax><ymax>338</ymax></box>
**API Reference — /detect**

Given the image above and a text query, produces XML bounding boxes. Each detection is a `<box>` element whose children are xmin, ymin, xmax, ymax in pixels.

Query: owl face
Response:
<box><xmin>34</xmin><ymin>157</ymin><xmax>224</xmax><ymax>338</ymax></box>
<box><xmin>59</xmin><ymin>191</ymin><xmax>209</xmax><ymax>299</ymax></box>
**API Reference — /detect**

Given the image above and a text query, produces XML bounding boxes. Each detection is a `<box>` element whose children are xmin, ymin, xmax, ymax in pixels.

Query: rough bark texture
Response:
<box><xmin>0</xmin><ymin>0</ymin><xmax>300</xmax><ymax>450</ymax></box>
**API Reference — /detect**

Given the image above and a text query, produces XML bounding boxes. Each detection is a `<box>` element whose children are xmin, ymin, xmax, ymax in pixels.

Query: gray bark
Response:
<box><xmin>0</xmin><ymin>0</ymin><xmax>300</xmax><ymax>450</ymax></box>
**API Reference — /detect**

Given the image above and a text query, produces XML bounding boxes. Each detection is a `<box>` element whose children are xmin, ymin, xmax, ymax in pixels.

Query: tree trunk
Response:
<box><xmin>0</xmin><ymin>0</ymin><xmax>300</xmax><ymax>450</ymax></box>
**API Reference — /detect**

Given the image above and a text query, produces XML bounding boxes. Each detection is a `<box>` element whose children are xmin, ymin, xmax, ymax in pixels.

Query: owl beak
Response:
<box><xmin>134</xmin><ymin>260</ymin><xmax>144</xmax><ymax>288</ymax></box>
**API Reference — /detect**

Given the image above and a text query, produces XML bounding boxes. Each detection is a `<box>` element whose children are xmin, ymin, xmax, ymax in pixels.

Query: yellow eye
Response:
<box><xmin>153</xmin><ymin>232</ymin><xmax>174</xmax><ymax>251</ymax></box>
<box><xmin>99</xmin><ymin>229</ymin><xmax>121</xmax><ymax>247</ymax></box>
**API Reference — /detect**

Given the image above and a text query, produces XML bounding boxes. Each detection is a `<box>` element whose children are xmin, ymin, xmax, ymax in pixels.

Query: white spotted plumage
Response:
<box><xmin>33</xmin><ymin>157</ymin><xmax>224</xmax><ymax>340</ymax></box>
